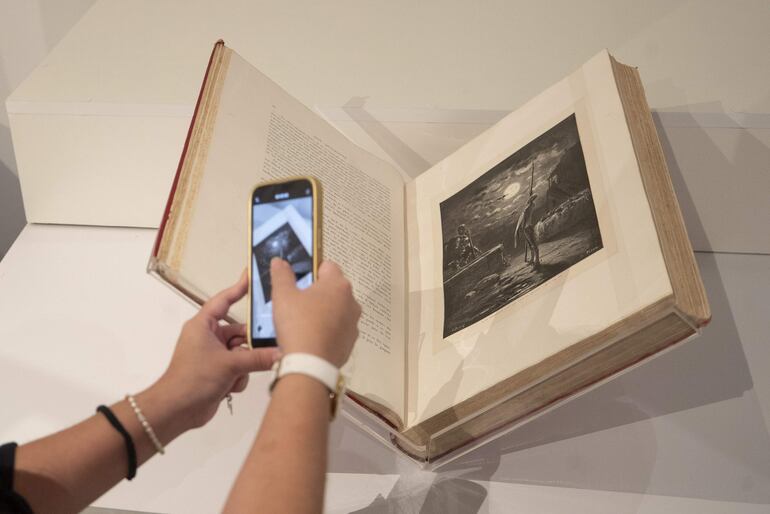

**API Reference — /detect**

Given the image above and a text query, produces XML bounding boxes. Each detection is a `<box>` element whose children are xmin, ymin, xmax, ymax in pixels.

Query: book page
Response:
<box><xmin>175</xmin><ymin>51</ymin><xmax>407</xmax><ymax>421</ymax></box>
<box><xmin>405</xmin><ymin>51</ymin><xmax>672</xmax><ymax>427</ymax></box>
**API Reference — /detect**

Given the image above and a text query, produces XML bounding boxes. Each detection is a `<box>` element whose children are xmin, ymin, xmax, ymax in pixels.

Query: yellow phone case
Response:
<box><xmin>248</xmin><ymin>176</ymin><xmax>321</xmax><ymax>349</ymax></box>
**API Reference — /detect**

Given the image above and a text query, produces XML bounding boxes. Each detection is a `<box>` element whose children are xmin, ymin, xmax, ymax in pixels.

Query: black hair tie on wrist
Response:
<box><xmin>96</xmin><ymin>405</ymin><xmax>137</xmax><ymax>480</ymax></box>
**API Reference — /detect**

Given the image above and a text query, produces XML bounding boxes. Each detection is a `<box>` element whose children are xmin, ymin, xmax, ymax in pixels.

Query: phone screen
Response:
<box><xmin>251</xmin><ymin>179</ymin><xmax>314</xmax><ymax>345</ymax></box>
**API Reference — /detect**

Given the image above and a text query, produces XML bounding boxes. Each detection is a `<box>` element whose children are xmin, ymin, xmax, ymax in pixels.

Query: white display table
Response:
<box><xmin>1</xmin><ymin>224</ymin><xmax>768</xmax><ymax>513</ymax></box>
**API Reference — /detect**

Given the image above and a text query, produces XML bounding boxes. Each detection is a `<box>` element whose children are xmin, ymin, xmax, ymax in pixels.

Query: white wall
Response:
<box><xmin>0</xmin><ymin>0</ymin><xmax>96</xmax><ymax>257</ymax></box>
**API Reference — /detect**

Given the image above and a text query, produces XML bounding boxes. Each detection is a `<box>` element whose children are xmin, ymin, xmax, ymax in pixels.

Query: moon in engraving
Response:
<box><xmin>502</xmin><ymin>182</ymin><xmax>521</xmax><ymax>199</ymax></box>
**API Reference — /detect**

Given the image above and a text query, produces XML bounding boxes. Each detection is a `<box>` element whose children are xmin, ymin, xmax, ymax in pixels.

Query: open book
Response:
<box><xmin>149</xmin><ymin>41</ymin><xmax>710</xmax><ymax>462</ymax></box>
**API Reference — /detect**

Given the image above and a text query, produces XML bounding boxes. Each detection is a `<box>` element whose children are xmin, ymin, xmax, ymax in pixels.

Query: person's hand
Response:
<box><xmin>151</xmin><ymin>271</ymin><xmax>280</xmax><ymax>430</ymax></box>
<box><xmin>270</xmin><ymin>258</ymin><xmax>361</xmax><ymax>367</ymax></box>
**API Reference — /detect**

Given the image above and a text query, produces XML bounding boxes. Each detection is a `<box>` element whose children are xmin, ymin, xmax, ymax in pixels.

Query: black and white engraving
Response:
<box><xmin>440</xmin><ymin>114</ymin><xmax>602</xmax><ymax>337</ymax></box>
<box><xmin>253</xmin><ymin>222</ymin><xmax>312</xmax><ymax>303</ymax></box>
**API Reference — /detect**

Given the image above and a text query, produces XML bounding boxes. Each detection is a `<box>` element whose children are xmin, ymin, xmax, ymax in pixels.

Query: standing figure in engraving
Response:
<box><xmin>514</xmin><ymin>162</ymin><xmax>541</xmax><ymax>267</ymax></box>
<box><xmin>515</xmin><ymin>194</ymin><xmax>540</xmax><ymax>266</ymax></box>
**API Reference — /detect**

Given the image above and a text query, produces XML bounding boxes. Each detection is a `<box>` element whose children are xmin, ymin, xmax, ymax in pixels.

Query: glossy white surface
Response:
<box><xmin>0</xmin><ymin>224</ymin><xmax>768</xmax><ymax>513</ymax></box>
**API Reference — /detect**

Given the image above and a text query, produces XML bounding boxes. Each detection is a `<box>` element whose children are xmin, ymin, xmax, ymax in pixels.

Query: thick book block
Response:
<box><xmin>150</xmin><ymin>42</ymin><xmax>709</xmax><ymax>465</ymax></box>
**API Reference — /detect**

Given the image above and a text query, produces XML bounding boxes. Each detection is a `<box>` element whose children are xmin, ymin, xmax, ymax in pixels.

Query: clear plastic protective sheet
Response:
<box><xmin>321</xmin><ymin>71</ymin><xmax>707</xmax><ymax>467</ymax></box>
<box><xmin>342</xmin><ymin>327</ymin><xmax>700</xmax><ymax>470</ymax></box>
<box><xmin>148</xmin><ymin>73</ymin><xmax>707</xmax><ymax>470</ymax></box>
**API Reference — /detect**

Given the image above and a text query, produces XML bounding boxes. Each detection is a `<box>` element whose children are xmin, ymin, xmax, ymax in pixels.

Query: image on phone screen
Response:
<box><xmin>251</xmin><ymin>181</ymin><xmax>314</xmax><ymax>344</ymax></box>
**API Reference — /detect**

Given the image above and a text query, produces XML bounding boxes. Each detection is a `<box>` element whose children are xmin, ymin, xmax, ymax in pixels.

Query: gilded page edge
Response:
<box><xmin>168</xmin><ymin>49</ymin><xmax>233</xmax><ymax>270</ymax></box>
<box><xmin>155</xmin><ymin>44</ymin><xmax>231</xmax><ymax>269</ymax></box>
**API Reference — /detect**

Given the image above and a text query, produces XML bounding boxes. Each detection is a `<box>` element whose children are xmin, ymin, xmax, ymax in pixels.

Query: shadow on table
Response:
<box><xmin>350</xmin><ymin>475</ymin><xmax>487</xmax><ymax>514</ymax></box>
<box><xmin>330</xmin><ymin>102</ymin><xmax>770</xmax><ymax>505</ymax></box>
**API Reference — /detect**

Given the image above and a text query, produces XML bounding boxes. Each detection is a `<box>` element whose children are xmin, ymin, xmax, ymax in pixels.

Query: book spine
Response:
<box><xmin>151</xmin><ymin>40</ymin><xmax>225</xmax><ymax>259</ymax></box>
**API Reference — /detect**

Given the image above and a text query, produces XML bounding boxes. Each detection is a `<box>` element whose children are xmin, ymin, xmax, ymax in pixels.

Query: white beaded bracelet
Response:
<box><xmin>126</xmin><ymin>395</ymin><xmax>165</xmax><ymax>455</ymax></box>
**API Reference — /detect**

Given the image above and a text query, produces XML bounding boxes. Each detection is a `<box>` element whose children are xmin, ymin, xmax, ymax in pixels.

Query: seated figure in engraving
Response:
<box><xmin>444</xmin><ymin>224</ymin><xmax>480</xmax><ymax>273</ymax></box>
<box><xmin>455</xmin><ymin>224</ymin><xmax>479</xmax><ymax>266</ymax></box>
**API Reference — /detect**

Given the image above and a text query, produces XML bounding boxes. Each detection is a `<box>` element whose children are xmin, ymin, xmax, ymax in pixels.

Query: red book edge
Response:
<box><xmin>151</xmin><ymin>40</ymin><xmax>225</xmax><ymax>259</ymax></box>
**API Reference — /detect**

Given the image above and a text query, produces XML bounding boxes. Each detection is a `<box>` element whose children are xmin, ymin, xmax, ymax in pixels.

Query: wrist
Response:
<box><xmin>273</xmin><ymin>373</ymin><xmax>329</xmax><ymax>394</ymax></box>
<box><xmin>270</xmin><ymin>353</ymin><xmax>346</xmax><ymax>419</ymax></box>
<box><xmin>282</xmin><ymin>347</ymin><xmax>343</xmax><ymax>368</ymax></box>
<box><xmin>270</xmin><ymin>373</ymin><xmax>336</xmax><ymax>422</ymax></box>
<box><xmin>138</xmin><ymin>379</ymin><xmax>197</xmax><ymax>439</ymax></box>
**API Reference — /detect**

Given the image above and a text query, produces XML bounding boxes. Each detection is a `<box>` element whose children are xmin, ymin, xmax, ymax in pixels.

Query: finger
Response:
<box><xmin>219</xmin><ymin>323</ymin><xmax>247</xmax><ymax>347</ymax></box>
<box><xmin>229</xmin><ymin>374</ymin><xmax>249</xmax><ymax>394</ymax></box>
<box><xmin>270</xmin><ymin>258</ymin><xmax>297</xmax><ymax>303</ymax></box>
<box><xmin>202</xmin><ymin>270</ymin><xmax>248</xmax><ymax>320</ymax></box>
<box><xmin>318</xmin><ymin>260</ymin><xmax>342</xmax><ymax>281</ymax></box>
<box><xmin>230</xmin><ymin>346</ymin><xmax>281</xmax><ymax>374</ymax></box>
<box><xmin>353</xmin><ymin>299</ymin><xmax>363</xmax><ymax>320</ymax></box>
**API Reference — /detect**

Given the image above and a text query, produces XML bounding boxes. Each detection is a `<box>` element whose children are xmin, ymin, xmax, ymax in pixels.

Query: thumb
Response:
<box><xmin>270</xmin><ymin>257</ymin><xmax>297</xmax><ymax>302</ymax></box>
<box><xmin>231</xmin><ymin>346</ymin><xmax>281</xmax><ymax>374</ymax></box>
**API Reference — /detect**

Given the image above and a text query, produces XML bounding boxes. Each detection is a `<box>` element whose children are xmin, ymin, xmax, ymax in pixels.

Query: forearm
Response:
<box><xmin>225</xmin><ymin>375</ymin><xmax>330</xmax><ymax>514</ymax></box>
<box><xmin>14</xmin><ymin>382</ymin><xmax>190</xmax><ymax>514</ymax></box>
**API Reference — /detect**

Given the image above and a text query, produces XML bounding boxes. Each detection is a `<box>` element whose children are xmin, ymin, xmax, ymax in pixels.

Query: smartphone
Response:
<box><xmin>249</xmin><ymin>177</ymin><xmax>320</xmax><ymax>348</ymax></box>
